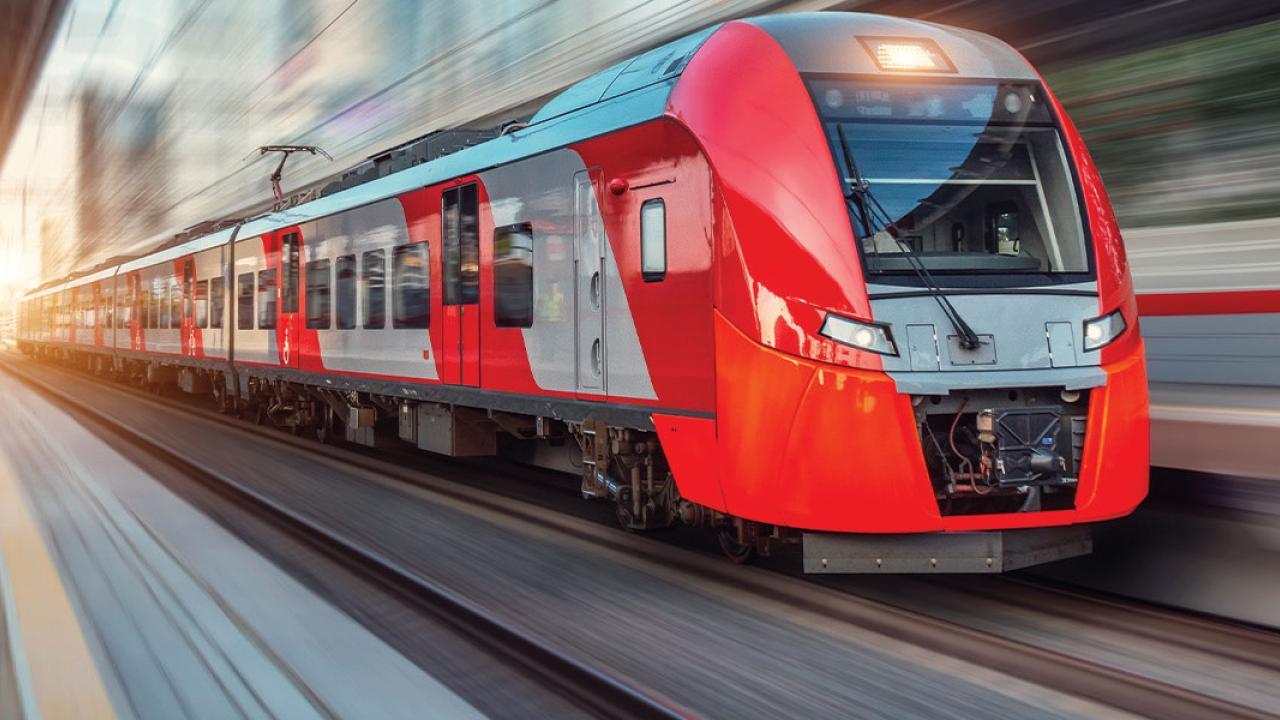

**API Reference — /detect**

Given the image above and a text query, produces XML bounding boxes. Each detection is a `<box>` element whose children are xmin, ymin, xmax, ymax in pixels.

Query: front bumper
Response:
<box><xmin>803</xmin><ymin>525</ymin><xmax>1093</xmax><ymax>573</ymax></box>
<box><xmin>663</xmin><ymin>313</ymin><xmax>1150</xmax><ymax>534</ymax></box>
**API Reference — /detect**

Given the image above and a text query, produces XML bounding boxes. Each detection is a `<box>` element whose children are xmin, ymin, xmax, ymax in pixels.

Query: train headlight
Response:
<box><xmin>820</xmin><ymin>314</ymin><xmax>898</xmax><ymax>356</ymax></box>
<box><xmin>858</xmin><ymin>37</ymin><xmax>956</xmax><ymax>73</ymax></box>
<box><xmin>1083</xmin><ymin>310</ymin><xmax>1127</xmax><ymax>351</ymax></box>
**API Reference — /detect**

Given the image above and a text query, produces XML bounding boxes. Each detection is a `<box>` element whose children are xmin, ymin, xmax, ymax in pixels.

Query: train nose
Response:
<box><xmin>685</xmin><ymin>311</ymin><xmax>1149</xmax><ymax>534</ymax></box>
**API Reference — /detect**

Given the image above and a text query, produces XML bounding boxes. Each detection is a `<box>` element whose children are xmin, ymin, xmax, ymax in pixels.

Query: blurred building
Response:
<box><xmin>3</xmin><ymin>0</ymin><xmax>866</xmax><ymax>289</ymax></box>
<box><xmin>3</xmin><ymin>0</ymin><xmax>1280</xmax><ymax>292</ymax></box>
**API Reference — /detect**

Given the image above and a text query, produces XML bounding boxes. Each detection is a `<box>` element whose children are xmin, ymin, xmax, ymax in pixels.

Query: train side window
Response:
<box><xmin>305</xmin><ymin>259</ymin><xmax>332</xmax><ymax>329</ymax></box>
<box><xmin>194</xmin><ymin>280</ymin><xmax>209</xmax><ymax>328</ymax></box>
<box><xmin>237</xmin><ymin>273</ymin><xmax>254</xmax><ymax>330</ymax></box>
<box><xmin>116</xmin><ymin>284</ymin><xmax>128</xmax><ymax>329</ymax></box>
<box><xmin>159</xmin><ymin>284</ymin><xmax>171</xmax><ymax>329</ymax></box>
<box><xmin>640</xmin><ymin>198</ymin><xmax>666</xmax><ymax>282</ymax></box>
<box><xmin>335</xmin><ymin>255</ymin><xmax>356</xmax><ymax>330</ymax></box>
<box><xmin>493</xmin><ymin>223</ymin><xmax>534</xmax><ymax>328</ymax></box>
<box><xmin>393</xmin><ymin>243</ymin><xmax>430</xmax><ymax>329</ymax></box>
<box><xmin>103</xmin><ymin>286</ymin><xmax>114</xmax><ymax>329</ymax></box>
<box><xmin>281</xmin><ymin>232</ymin><xmax>300</xmax><ymax>314</ymax></box>
<box><xmin>258</xmin><ymin>269</ymin><xmax>277</xmax><ymax>329</ymax></box>
<box><xmin>442</xmin><ymin>183</ymin><xmax>479</xmax><ymax>305</ymax></box>
<box><xmin>460</xmin><ymin>184</ymin><xmax>479</xmax><ymax>303</ymax></box>
<box><xmin>210</xmin><ymin>277</ymin><xmax>225</xmax><ymax>329</ymax></box>
<box><xmin>170</xmin><ymin>280</ymin><xmax>182</xmax><ymax>328</ymax></box>
<box><xmin>361</xmin><ymin>249</ymin><xmax>386</xmax><ymax>329</ymax></box>
<box><xmin>442</xmin><ymin>188</ymin><xmax>460</xmax><ymax>305</ymax></box>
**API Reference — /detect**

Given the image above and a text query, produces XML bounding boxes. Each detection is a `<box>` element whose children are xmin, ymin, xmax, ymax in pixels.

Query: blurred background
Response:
<box><xmin>1</xmin><ymin>0</ymin><xmax>1279</xmax><ymax>642</ymax></box>
<box><xmin>4</xmin><ymin>0</ymin><xmax>1280</xmax><ymax>314</ymax></box>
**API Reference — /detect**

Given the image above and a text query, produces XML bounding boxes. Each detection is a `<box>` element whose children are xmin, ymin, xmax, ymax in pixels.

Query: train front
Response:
<box><xmin>667</xmin><ymin>13</ymin><xmax>1149</xmax><ymax>571</ymax></box>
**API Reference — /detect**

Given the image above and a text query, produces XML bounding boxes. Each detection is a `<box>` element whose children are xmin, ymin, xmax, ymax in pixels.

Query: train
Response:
<box><xmin>15</xmin><ymin>12</ymin><xmax>1150</xmax><ymax>572</ymax></box>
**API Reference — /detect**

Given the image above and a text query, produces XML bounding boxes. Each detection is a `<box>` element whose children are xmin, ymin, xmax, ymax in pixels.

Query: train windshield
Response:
<box><xmin>809</xmin><ymin>79</ymin><xmax>1090</xmax><ymax>284</ymax></box>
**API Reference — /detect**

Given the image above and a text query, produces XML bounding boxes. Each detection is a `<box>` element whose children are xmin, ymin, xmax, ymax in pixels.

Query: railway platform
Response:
<box><xmin>0</xmin><ymin>368</ymin><xmax>483</xmax><ymax>720</ymax></box>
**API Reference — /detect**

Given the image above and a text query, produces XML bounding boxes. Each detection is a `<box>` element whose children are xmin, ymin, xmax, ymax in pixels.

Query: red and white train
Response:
<box><xmin>16</xmin><ymin>13</ymin><xmax>1149</xmax><ymax>571</ymax></box>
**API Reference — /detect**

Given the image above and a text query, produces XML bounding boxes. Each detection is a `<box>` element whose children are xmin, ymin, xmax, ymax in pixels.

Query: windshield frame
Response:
<box><xmin>804</xmin><ymin>73</ymin><xmax>1097</xmax><ymax>290</ymax></box>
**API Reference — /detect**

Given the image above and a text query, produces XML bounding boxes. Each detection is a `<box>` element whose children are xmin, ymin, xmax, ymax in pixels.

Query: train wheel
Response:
<box><xmin>717</xmin><ymin>529</ymin><xmax>755</xmax><ymax>565</ymax></box>
<box><xmin>316</xmin><ymin>410</ymin><xmax>335</xmax><ymax>445</ymax></box>
<box><xmin>613</xmin><ymin>486</ymin><xmax>640</xmax><ymax>532</ymax></box>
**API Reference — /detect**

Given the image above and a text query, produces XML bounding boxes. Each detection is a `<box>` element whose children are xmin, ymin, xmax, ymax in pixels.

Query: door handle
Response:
<box><xmin>591</xmin><ymin>338</ymin><xmax>602</xmax><ymax>376</ymax></box>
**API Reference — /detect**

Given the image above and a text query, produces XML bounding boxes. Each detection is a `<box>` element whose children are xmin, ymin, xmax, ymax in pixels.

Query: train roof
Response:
<box><xmin>111</xmin><ymin>24</ymin><xmax>721</xmax><ymax>278</ymax></box>
<box><xmin>744</xmin><ymin>12</ymin><xmax>1034</xmax><ymax>79</ymax></box>
<box><xmin>29</xmin><ymin>12</ymin><xmax>1031</xmax><ymax>297</ymax></box>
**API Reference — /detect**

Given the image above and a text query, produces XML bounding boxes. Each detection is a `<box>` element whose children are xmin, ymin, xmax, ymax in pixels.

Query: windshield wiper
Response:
<box><xmin>835</xmin><ymin>124</ymin><xmax>984</xmax><ymax>351</ymax></box>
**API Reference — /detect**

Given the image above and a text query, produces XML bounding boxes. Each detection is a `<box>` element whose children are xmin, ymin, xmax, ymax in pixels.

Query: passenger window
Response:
<box><xmin>335</xmin><ymin>255</ymin><xmax>356</xmax><ymax>329</ymax></box>
<box><xmin>493</xmin><ymin>223</ymin><xmax>534</xmax><ymax>328</ymax></box>
<box><xmin>195</xmin><ymin>280</ymin><xmax>209</xmax><ymax>328</ymax></box>
<box><xmin>305</xmin><ymin>259</ymin><xmax>331</xmax><ymax>329</ymax></box>
<box><xmin>210</xmin><ymin>277</ymin><xmax>225</xmax><ymax>329</ymax></box>
<box><xmin>361</xmin><ymin>249</ymin><xmax>386</xmax><ymax>329</ymax></box>
<box><xmin>116</xmin><ymin>284</ymin><xmax>128</xmax><ymax>329</ymax></box>
<box><xmin>442</xmin><ymin>183</ymin><xmax>479</xmax><ymax>305</ymax></box>
<box><xmin>237</xmin><ymin>273</ymin><xmax>254</xmax><ymax>330</ymax></box>
<box><xmin>393</xmin><ymin>243</ymin><xmax>430</xmax><ymax>329</ymax></box>
<box><xmin>169</xmin><ymin>280</ymin><xmax>182</xmax><ymax>327</ymax></box>
<box><xmin>258</xmin><ymin>269</ymin><xmax>277</xmax><ymax>329</ymax></box>
<box><xmin>103</xmin><ymin>287</ymin><xmax>114</xmax><ymax>329</ymax></box>
<box><xmin>160</xmin><ymin>285</ymin><xmax>171</xmax><ymax>329</ymax></box>
<box><xmin>641</xmin><ymin>198</ymin><xmax>666</xmax><ymax>282</ymax></box>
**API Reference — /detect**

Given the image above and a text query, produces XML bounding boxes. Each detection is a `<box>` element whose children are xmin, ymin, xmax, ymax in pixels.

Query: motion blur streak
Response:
<box><xmin>2</xmin><ymin>0</ymin><xmax>1280</xmax><ymax>618</ymax></box>
<box><xmin>5</xmin><ymin>1</ymin><xmax>1280</xmax><ymax>302</ymax></box>
<box><xmin>0</xmin><ymin>0</ymin><xmax>846</xmax><ymax>299</ymax></box>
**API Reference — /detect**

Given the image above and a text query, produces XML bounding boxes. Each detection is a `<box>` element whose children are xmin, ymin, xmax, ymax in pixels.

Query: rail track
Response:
<box><xmin>4</xmin><ymin>353</ymin><xmax>1278</xmax><ymax>720</ymax></box>
<box><xmin>0</xmin><ymin>355</ymin><xmax>685</xmax><ymax>720</ymax></box>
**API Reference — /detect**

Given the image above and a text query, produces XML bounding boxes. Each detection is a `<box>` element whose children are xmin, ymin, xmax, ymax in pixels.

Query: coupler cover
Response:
<box><xmin>991</xmin><ymin>406</ymin><xmax>1069</xmax><ymax>485</ymax></box>
<box><xmin>803</xmin><ymin>525</ymin><xmax>1091</xmax><ymax>573</ymax></box>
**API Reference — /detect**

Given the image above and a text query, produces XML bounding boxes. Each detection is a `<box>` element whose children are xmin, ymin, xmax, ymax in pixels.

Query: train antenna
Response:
<box><xmin>250</xmin><ymin>145</ymin><xmax>334</xmax><ymax>203</ymax></box>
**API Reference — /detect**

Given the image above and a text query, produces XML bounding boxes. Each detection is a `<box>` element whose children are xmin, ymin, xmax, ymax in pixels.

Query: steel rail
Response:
<box><xmin>4</xmin><ymin>354</ymin><xmax>1277</xmax><ymax>720</ymax></box>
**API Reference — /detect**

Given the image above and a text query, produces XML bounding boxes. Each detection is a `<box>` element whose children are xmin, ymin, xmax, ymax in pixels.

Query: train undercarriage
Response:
<box><xmin>21</xmin><ymin>343</ymin><xmax>1095</xmax><ymax>570</ymax></box>
<box><xmin>24</xmin><ymin>344</ymin><xmax>783</xmax><ymax>562</ymax></box>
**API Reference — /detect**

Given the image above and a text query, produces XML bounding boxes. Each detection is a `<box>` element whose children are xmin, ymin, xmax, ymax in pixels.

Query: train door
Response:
<box><xmin>280</xmin><ymin>229</ymin><xmax>302</xmax><ymax>368</ymax></box>
<box><xmin>574</xmin><ymin>169</ymin><xmax>605</xmax><ymax>396</ymax></box>
<box><xmin>181</xmin><ymin>258</ymin><xmax>195</xmax><ymax>356</ymax></box>
<box><xmin>129</xmin><ymin>273</ymin><xmax>142</xmax><ymax>350</ymax></box>
<box><xmin>441</xmin><ymin>183</ymin><xmax>481</xmax><ymax>387</ymax></box>
<box><xmin>91</xmin><ymin>281</ymin><xmax>104</xmax><ymax>348</ymax></box>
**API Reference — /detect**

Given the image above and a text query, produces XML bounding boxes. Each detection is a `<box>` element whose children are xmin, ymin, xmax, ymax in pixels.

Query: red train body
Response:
<box><xmin>18</xmin><ymin>13</ymin><xmax>1149</xmax><ymax>571</ymax></box>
